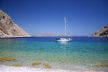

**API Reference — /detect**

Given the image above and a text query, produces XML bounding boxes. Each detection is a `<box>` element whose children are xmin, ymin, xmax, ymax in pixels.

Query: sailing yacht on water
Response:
<box><xmin>56</xmin><ymin>17</ymin><xmax>72</xmax><ymax>42</ymax></box>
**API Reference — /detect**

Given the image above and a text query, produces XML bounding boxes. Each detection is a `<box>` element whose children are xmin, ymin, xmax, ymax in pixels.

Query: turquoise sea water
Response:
<box><xmin>0</xmin><ymin>37</ymin><xmax>108</xmax><ymax>71</ymax></box>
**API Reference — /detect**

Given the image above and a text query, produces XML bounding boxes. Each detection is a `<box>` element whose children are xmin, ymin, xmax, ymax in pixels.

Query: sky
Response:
<box><xmin>0</xmin><ymin>0</ymin><xmax>108</xmax><ymax>36</ymax></box>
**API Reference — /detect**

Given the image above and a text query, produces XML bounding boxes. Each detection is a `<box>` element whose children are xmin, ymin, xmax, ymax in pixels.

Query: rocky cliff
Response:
<box><xmin>0</xmin><ymin>10</ymin><xmax>30</xmax><ymax>38</ymax></box>
<box><xmin>92</xmin><ymin>24</ymin><xmax>108</xmax><ymax>37</ymax></box>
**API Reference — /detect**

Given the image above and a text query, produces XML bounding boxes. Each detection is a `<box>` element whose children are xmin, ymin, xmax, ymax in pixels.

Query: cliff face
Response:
<box><xmin>0</xmin><ymin>10</ymin><xmax>30</xmax><ymax>38</ymax></box>
<box><xmin>92</xmin><ymin>24</ymin><xmax>108</xmax><ymax>37</ymax></box>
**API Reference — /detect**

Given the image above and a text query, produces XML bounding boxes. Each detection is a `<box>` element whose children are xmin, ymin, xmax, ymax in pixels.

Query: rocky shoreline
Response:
<box><xmin>0</xmin><ymin>65</ymin><xmax>105</xmax><ymax>72</ymax></box>
<box><xmin>0</xmin><ymin>57</ymin><xmax>107</xmax><ymax>72</ymax></box>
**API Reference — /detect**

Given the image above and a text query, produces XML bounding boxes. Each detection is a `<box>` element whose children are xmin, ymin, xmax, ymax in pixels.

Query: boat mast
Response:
<box><xmin>64</xmin><ymin>17</ymin><xmax>66</xmax><ymax>36</ymax></box>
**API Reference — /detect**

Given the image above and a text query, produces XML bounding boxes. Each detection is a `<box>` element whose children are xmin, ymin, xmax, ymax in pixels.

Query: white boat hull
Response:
<box><xmin>56</xmin><ymin>38</ymin><xmax>72</xmax><ymax>42</ymax></box>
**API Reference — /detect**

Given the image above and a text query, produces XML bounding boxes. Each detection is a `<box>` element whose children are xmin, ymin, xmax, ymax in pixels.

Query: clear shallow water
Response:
<box><xmin>0</xmin><ymin>37</ymin><xmax>108</xmax><ymax>71</ymax></box>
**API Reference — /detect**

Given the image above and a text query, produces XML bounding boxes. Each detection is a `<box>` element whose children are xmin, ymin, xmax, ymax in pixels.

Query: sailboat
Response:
<box><xmin>56</xmin><ymin>17</ymin><xmax>72</xmax><ymax>42</ymax></box>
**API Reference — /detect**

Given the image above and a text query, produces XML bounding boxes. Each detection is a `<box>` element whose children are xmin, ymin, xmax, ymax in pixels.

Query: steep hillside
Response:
<box><xmin>92</xmin><ymin>24</ymin><xmax>108</xmax><ymax>37</ymax></box>
<box><xmin>0</xmin><ymin>10</ymin><xmax>30</xmax><ymax>38</ymax></box>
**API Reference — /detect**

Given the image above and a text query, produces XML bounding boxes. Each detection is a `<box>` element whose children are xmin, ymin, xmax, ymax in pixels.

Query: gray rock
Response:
<box><xmin>0</xmin><ymin>10</ymin><xmax>30</xmax><ymax>38</ymax></box>
<box><xmin>92</xmin><ymin>24</ymin><xmax>108</xmax><ymax>37</ymax></box>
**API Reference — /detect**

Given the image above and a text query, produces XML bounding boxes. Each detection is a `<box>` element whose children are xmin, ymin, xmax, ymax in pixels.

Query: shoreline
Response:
<box><xmin>0</xmin><ymin>65</ymin><xmax>80</xmax><ymax>72</ymax></box>
<box><xmin>0</xmin><ymin>65</ymin><xmax>105</xmax><ymax>72</ymax></box>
